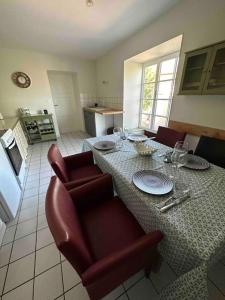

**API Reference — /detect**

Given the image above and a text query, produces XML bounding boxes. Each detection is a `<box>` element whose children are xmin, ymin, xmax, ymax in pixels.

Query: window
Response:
<box><xmin>139</xmin><ymin>55</ymin><xmax>179</xmax><ymax>132</ymax></box>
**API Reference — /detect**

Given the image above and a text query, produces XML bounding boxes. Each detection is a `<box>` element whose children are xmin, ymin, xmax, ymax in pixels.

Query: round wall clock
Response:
<box><xmin>11</xmin><ymin>72</ymin><xmax>31</xmax><ymax>88</ymax></box>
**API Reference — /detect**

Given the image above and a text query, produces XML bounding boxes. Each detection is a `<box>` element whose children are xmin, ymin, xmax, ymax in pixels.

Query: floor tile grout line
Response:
<box><xmin>148</xmin><ymin>276</ymin><xmax>160</xmax><ymax>295</ymax></box>
<box><xmin>3</xmin><ymin>214</ymin><xmax>47</xmax><ymax>245</ymax></box>
<box><xmin>0</xmin><ymin>133</ymin><xmax>159</xmax><ymax>300</ymax></box>
<box><xmin>32</xmin><ymin>145</ymin><xmax>43</xmax><ymax>300</ymax></box>
<box><xmin>207</xmin><ymin>276</ymin><xmax>225</xmax><ymax>297</ymax></box>
<box><xmin>60</xmin><ymin>260</ymin><xmax>66</xmax><ymax>300</ymax></box>
<box><xmin>123</xmin><ymin>275</ymin><xmax>145</xmax><ymax>292</ymax></box>
<box><xmin>0</xmin><ymin>237</ymin><xmax>54</xmax><ymax>271</ymax></box>
<box><xmin>55</xmin><ymin>281</ymin><xmax>84</xmax><ymax>300</ymax></box>
<box><xmin>1</xmin><ymin>146</ymin><xmax>32</xmax><ymax>296</ymax></box>
<box><xmin>1</xmin><ymin>278</ymin><xmax>34</xmax><ymax>297</ymax></box>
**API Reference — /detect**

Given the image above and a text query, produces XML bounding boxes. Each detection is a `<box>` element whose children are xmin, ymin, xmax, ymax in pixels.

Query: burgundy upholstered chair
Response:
<box><xmin>48</xmin><ymin>144</ymin><xmax>102</xmax><ymax>188</ymax></box>
<box><xmin>144</xmin><ymin>130</ymin><xmax>156</xmax><ymax>138</ymax></box>
<box><xmin>46</xmin><ymin>175</ymin><xmax>163</xmax><ymax>300</ymax></box>
<box><xmin>155</xmin><ymin>126</ymin><xmax>186</xmax><ymax>148</ymax></box>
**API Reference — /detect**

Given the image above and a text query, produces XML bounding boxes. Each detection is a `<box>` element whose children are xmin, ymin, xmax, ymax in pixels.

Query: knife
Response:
<box><xmin>160</xmin><ymin>191</ymin><xmax>191</xmax><ymax>213</ymax></box>
<box><xmin>102</xmin><ymin>149</ymin><xmax>120</xmax><ymax>155</ymax></box>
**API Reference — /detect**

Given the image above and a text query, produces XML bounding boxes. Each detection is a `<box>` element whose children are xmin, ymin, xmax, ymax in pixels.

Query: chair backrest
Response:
<box><xmin>155</xmin><ymin>126</ymin><xmax>186</xmax><ymax>148</ymax></box>
<box><xmin>48</xmin><ymin>144</ymin><xmax>69</xmax><ymax>183</ymax></box>
<box><xmin>46</xmin><ymin>176</ymin><xmax>93</xmax><ymax>275</ymax></box>
<box><xmin>195</xmin><ymin>136</ymin><xmax>225</xmax><ymax>168</ymax></box>
<box><xmin>144</xmin><ymin>130</ymin><xmax>156</xmax><ymax>138</ymax></box>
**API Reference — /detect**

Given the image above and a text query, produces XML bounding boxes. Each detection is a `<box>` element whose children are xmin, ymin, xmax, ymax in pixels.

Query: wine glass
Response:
<box><xmin>171</xmin><ymin>141</ymin><xmax>188</xmax><ymax>190</ymax></box>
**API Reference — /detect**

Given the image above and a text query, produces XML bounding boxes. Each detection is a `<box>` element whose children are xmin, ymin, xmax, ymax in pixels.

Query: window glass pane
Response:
<box><xmin>159</xmin><ymin>73</ymin><xmax>173</xmax><ymax>81</ymax></box>
<box><xmin>160</xmin><ymin>58</ymin><xmax>176</xmax><ymax>74</ymax></box>
<box><xmin>142</xmin><ymin>100</ymin><xmax>153</xmax><ymax>114</ymax></box>
<box><xmin>155</xmin><ymin>100</ymin><xmax>170</xmax><ymax>117</ymax></box>
<box><xmin>159</xmin><ymin>58</ymin><xmax>176</xmax><ymax>80</ymax></box>
<box><xmin>144</xmin><ymin>65</ymin><xmax>157</xmax><ymax>83</ymax></box>
<box><xmin>153</xmin><ymin>116</ymin><xmax>167</xmax><ymax>131</ymax></box>
<box><xmin>157</xmin><ymin>81</ymin><xmax>173</xmax><ymax>99</ymax></box>
<box><xmin>143</xmin><ymin>83</ymin><xmax>155</xmax><ymax>99</ymax></box>
<box><xmin>140</xmin><ymin>114</ymin><xmax>151</xmax><ymax>128</ymax></box>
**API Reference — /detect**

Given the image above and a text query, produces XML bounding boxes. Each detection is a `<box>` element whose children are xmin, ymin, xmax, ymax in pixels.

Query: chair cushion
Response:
<box><xmin>80</xmin><ymin>196</ymin><xmax>145</xmax><ymax>261</ymax></box>
<box><xmin>68</xmin><ymin>164</ymin><xmax>102</xmax><ymax>181</ymax></box>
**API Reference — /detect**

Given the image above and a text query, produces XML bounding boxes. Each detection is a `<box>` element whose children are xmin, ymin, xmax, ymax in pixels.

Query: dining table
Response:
<box><xmin>82</xmin><ymin>134</ymin><xmax>225</xmax><ymax>300</ymax></box>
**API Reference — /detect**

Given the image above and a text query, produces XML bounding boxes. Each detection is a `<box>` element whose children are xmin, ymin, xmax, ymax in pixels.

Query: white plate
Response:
<box><xmin>184</xmin><ymin>154</ymin><xmax>210</xmax><ymax>170</ymax></box>
<box><xmin>128</xmin><ymin>134</ymin><xmax>148</xmax><ymax>142</ymax></box>
<box><xmin>93</xmin><ymin>140</ymin><xmax>116</xmax><ymax>151</ymax></box>
<box><xmin>133</xmin><ymin>170</ymin><xmax>173</xmax><ymax>195</ymax></box>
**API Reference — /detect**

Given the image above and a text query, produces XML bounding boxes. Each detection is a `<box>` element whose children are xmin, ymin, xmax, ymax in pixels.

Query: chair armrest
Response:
<box><xmin>69</xmin><ymin>174</ymin><xmax>114</xmax><ymax>211</ymax></box>
<box><xmin>64</xmin><ymin>151</ymin><xmax>94</xmax><ymax>170</ymax></box>
<box><xmin>81</xmin><ymin>230</ymin><xmax>163</xmax><ymax>285</ymax></box>
<box><xmin>64</xmin><ymin>174</ymin><xmax>104</xmax><ymax>190</ymax></box>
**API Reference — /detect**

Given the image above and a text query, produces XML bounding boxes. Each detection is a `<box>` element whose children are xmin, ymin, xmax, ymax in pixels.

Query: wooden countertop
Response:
<box><xmin>83</xmin><ymin>107</ymin><xmax>123</xmax><ymax>115</ymax></box>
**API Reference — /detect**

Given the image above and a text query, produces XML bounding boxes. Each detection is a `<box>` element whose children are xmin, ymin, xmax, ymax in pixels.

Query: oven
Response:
<box><xmin>5</xmin><ymin>138</ymin><xmax>22</xmax><ymax>176</ymax></box>
<box><xmin>0</xmin><ymin>129</ymin><xmax>22</xmax><ymax>176</ymax></box>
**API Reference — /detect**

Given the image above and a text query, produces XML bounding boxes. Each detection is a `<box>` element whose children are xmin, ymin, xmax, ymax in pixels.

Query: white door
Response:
<box><xmin>48</xmin><ymin>72</ymin><xmax>79</xmax><ymax>134</ymax></box>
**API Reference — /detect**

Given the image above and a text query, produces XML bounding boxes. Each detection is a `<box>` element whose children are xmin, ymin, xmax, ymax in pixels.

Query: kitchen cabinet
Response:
<box><xmin>179</xmin><ymin>41</ymin><xmax>225</xmax><ymax>95</ymax></box>
<box><xmin>203</xmin><ymin>42</ymin><xmax>225</xmax><ymax>94</ymax></box>
<box><xmin>83</xmin><ymin>110</ymin><xmax>96</xmax><ymax>137</ymax></box>
<box><xmin>83</xmin><ymin>109</ymin><xmax>114</xmax><ymax>137</ymax></box>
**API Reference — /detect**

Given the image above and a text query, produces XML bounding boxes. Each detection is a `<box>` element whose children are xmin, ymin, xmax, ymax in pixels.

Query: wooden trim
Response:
<box><xmin>168</xmin><ymin>120</ymin><xmax>225</xmax><ymax>140</ymax></box>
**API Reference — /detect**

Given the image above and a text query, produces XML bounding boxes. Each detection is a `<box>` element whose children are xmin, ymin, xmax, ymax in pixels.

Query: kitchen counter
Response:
<box><xmin>83</xmin><ymin>107</ymin><xmax>123</xmax><ymax>115</ymax></box>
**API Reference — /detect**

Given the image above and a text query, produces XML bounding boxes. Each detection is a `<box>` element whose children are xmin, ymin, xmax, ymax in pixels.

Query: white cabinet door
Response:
<box><xmin>95</xmin><ymin>114</ymin><xmax>113</xmax><ymax>137</ymax></box>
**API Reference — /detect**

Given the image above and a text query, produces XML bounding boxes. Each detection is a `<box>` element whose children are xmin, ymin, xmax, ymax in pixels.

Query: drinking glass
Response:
<box><xmin>113</xmin><ymin>127</ymin><xmax>122</xmax><ymax>137</ymax></box>
<box><xmin>113</xmin><ymin>127</ymin><xmax>123</xmax><ymax>148</ymax></box>
<box><xmin>171</xmin><ymin>141</ymin><xmax>188</xmax><ymax>190</ymax></box>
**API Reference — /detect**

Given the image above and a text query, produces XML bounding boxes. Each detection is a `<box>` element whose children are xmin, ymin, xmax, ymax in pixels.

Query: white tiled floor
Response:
<box><xmin>0</xmin><ymin>131</ymin><xmax>225</xmax><ymax>300</ymax></box>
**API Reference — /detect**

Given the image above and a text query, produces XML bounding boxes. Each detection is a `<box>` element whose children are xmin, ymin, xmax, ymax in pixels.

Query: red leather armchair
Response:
<box><xmin>46</xmin><ymin>174</ymin><xmax>163</xmax><ymax>300</ymax></box>
<box><xmin>48</xmin><ymin>144</ymin><xmax>102</xmax><ymax>188</ymax></box>
<box><xmin>155</xmin><ymin>126</ymin><xmax>186</xmax><ymax>148</ymax></box>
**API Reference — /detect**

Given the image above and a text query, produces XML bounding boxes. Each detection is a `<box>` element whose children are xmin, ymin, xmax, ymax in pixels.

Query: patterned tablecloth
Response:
<box><xmin>82</xmin><ymin>135</ymin><xmax>225</xmax><ymax>300</ymax></box>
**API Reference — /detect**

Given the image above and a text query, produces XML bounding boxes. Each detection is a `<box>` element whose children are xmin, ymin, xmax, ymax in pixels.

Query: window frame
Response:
<box><xmin>139</xmin><ymin>52</ymin><xmax>179</xmax><ymax>132</ymax></box>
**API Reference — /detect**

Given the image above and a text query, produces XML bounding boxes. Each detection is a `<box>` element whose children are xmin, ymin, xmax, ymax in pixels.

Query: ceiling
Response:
<box><xmin>0</xmin><ymin>0</ymin><xmax>182</xmax><ymax>60</ymax></box>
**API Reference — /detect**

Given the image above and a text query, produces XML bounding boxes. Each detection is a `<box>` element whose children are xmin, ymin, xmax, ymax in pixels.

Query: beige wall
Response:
<box><xmin>96</xmin><ymin>0</ymin><xmax>225</xmax><ymax>130</ymax></box>
<box><xmin>123</xmin><ymin>61</ymin><xmax>142</xmax><ymax>129</ymax></box>
<box><xmin>0</xmin><ymin>48</ymin><xmax>96</xmax><ymax>134</ymax></box>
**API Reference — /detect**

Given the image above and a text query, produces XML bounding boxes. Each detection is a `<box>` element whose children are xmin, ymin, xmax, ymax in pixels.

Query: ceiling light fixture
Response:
<box><xmin>86</xmin><ymin>0</ymin><xmax>94</xmax><ymax>7</ymax></box>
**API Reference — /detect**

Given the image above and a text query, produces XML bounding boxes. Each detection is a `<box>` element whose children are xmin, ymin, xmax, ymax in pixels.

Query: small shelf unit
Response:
<box><xmin>179</xmin><ymin>40</ymin><xmax>225</xmax><ymax>95</ymax></box>
<box><xmin>21</xmin><ymin>114</ymin><xmax>57</xmax><ymax>144</ymax></box>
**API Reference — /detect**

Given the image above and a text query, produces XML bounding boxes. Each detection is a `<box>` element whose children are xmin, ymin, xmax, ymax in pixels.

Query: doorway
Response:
<box><xmin>48</xmin><ymin>71</ymin><xmax>82</xmax><ymax>134</ymax></box>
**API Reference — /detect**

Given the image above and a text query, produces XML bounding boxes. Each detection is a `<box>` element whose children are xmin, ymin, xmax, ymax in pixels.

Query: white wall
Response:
<box><xmin>0</xmin><ymin>48</ymin><xmax>96</xmax><ymax>135</ymax></box>
<box><xmin>123</xmin><ymin>61</ymin><xmax>142</xmax><ymax>129</ymax></box>
<box><xmin>96</xmin><ymin>0</ymin><xmax>225</xmax><ymax>131</ymax></box>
